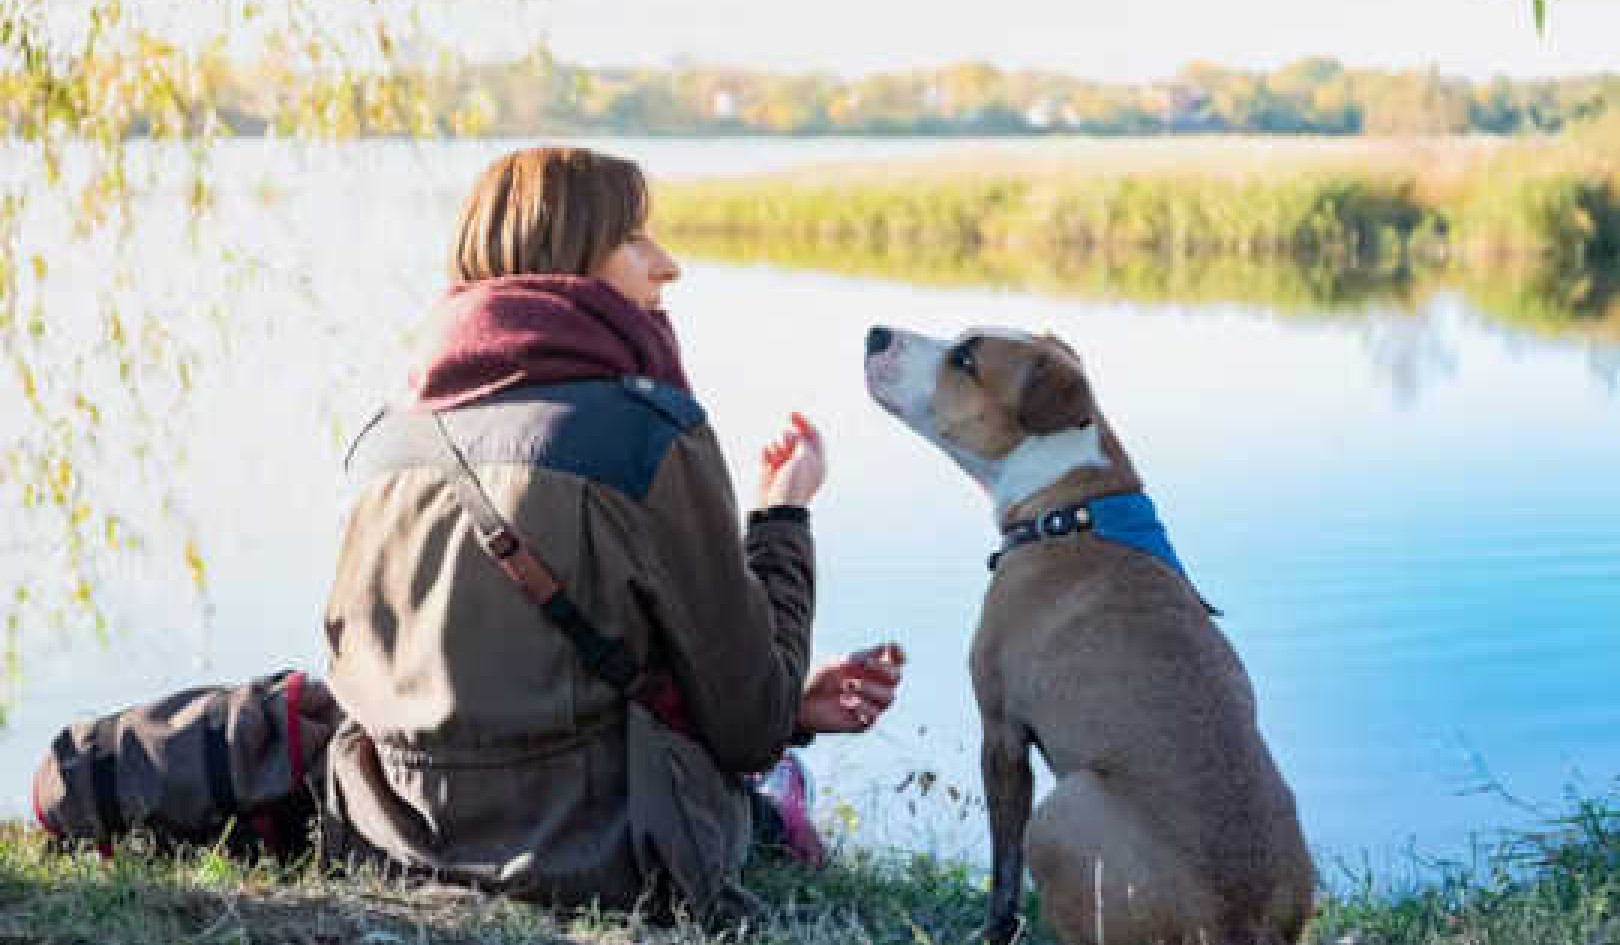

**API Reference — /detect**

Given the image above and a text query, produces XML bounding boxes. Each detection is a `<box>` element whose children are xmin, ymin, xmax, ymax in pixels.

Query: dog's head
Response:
<box><xmin>863</xmin><ymin>325</ymin><xmax>1138</xmax><ymax>516</ymax></box>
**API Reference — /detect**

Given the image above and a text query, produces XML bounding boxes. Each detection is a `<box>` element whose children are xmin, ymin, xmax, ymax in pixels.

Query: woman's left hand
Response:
<box><xmin>756</xmin><ymin>412</ymin><xmax>826</xmax><ymax>509</ymax></box>
<box><xmin>795</xmin><ymin>643</ymin><xmax>907</xmax><ymax>735</ymax></box>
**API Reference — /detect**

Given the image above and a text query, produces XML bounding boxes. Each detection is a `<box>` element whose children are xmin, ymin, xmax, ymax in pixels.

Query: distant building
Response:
<box><xmin>1025</xmin><ymin>98</ymin><xmax>1058</xmax><ymax>129</ymax></box>
<box><xmin>1148</xmin><ymin>83</ymin><xmax>1214</xmax><ymax>130</ymax></box>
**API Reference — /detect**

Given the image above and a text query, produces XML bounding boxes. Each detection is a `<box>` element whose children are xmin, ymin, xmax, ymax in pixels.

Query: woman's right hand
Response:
<box><xmin>796</xmin><ymin>643</ymin><xmax>906</xmax><ymax>735</ymax></box>
<box><xmin>756</xmin><ymin>412</ymin><xmax>825</xmax><ymax>509</ymax></box>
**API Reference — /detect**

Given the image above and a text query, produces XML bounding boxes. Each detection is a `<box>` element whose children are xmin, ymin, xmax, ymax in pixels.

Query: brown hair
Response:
<box><xmin>450</xmin><ymin>147</ymin><xmax>649</xmax><ymax>281</ymax></box>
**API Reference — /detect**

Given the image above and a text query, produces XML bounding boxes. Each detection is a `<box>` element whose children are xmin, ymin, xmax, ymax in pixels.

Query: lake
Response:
<box><xmin>3</xmin><ymin>137</ymin><xmax>1618</xmax><ymax>883</ymax></box>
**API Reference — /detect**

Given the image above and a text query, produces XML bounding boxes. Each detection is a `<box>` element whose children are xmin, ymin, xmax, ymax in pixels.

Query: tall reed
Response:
<box><xmin>654</xmin><ymin>136</ymin><xmax>1620</xmax><ymax>270</ymax></box>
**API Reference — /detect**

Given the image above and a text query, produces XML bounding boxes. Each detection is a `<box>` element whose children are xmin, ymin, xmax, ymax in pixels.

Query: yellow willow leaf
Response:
<box><xmin>15</xmin><ymin>363</ymin><xmax>35</xmax><ymax>402</ymax></box>
<box><xmin>184</xmin><ymin>538</ymin><xmax>206</xmax><ymax>588</ymax></box>
<box><xmin>29</xmin><ymin>254</ymin><xmax>45</xmax><ymax>279</ymax></box>
<box><xmin>71</xmin><ymin>578</ymin><xmax>92</xmax><ymax>605</ymax></box>
<box><xmin>70</xmin><ymin>503</ymin><xmax>91</xmax><ymax>526</ymax></box>
<box><xmin>52</xmin><ymin>457</ymin><xmax>71</xmax><ymax>494</ymax></box>
<box><xmin>188</xmin><ymin>174</ymin><xmax>209</xmax><ymax>213</ymax></box>
<box><xmin>105</xmin><ymin>516</ymin><xmax>121</xmax><ymax>550</ymax></box>
<box><xmin>73</xmin><ymin>393</ymin><xmax>101</xmax><ymax>424</ymax></box>
<box><xmin>21</xmin><ymin>482</ymin><xmax>35</xmax><ymax>509</ymax></box>
<box><xmin>107</xmin><ymin>313</ymin><xmax>125</xmax><ymax>344</ymax></box>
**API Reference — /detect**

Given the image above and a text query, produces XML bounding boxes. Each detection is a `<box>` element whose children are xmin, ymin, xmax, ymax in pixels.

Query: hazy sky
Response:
<box><xmin>533</xmin><ymin>0</ymin><xmax>1619</xmax><ymax>80</ymax></box>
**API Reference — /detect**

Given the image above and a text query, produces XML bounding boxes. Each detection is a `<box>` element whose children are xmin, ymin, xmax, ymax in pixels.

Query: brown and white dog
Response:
<box><xmin>864</xmin><ymin>325</ymin><xmax>1314</xmax><ymax>945</ymax></box>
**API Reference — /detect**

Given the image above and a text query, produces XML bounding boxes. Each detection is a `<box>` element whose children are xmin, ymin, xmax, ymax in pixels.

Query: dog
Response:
<box><xmin>864</xmin><ymin>325</ymin><xmax>1313</xmax><ymax>945</ymax></box>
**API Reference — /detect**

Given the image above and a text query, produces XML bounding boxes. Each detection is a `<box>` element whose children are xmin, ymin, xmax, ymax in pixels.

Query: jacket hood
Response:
<box><xmin>411</xmin><ymin>274</ymin><xmax>691</xmax><ymax>411</ymax></box>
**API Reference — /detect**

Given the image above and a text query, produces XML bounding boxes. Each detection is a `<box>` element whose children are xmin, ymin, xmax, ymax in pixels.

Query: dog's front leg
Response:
<box><xmin>982</xmin><ymin>722</ymin><xmax>1033</xmax><ymax>945</ymax></box>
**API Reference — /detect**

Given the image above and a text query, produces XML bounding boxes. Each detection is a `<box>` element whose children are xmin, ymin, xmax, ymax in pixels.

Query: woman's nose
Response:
<box><xmin>653</xmin><ymin>242</ymin><xmax>681</xmax><ymax>282</ymax></box>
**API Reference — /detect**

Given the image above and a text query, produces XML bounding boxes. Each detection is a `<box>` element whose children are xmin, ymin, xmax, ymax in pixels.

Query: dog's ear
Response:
<box><xmin>1037</xmin><ymin>332</ymin><xmax>1078</xmax><ymax>359</ymax></box>
<box><xmin>1016</xmin><ymin>346</ymin><xmax>1091</xmax><ymax>435</ymax></box>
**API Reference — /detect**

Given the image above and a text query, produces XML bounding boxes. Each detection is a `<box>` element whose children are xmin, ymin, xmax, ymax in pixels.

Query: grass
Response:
<box><xmin>1308</xmin><ymin>790</ymin><xmax>1620</xmax><ymax>945</ymax></box>
<box><xmin>0</xmin><ymin>823</ymin><xmax>1055</xmax><ymax>945</ymax></box>
<box><xmin>651</xmin><ymin>133</ymin><xmax>1620</xmax><ymax>320</ymax></box>
<box><xmin>2</xmin><ymin>786</ymin><xmax>1617</xmax><ymax>944</ymax></box>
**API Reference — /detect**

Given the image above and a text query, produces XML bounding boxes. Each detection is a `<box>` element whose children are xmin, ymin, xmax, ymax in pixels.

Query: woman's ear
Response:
<box><xmin>1016</xmin><ymin>349</ymin><xmax>1091</xmax><ymax>435</ymax></box>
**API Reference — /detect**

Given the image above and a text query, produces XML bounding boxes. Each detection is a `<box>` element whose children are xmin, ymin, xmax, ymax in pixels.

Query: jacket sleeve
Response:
<box><xmin>638</xmin><ymin>421</ymin><xmax>814</xmax><ymax>773</ymax></box>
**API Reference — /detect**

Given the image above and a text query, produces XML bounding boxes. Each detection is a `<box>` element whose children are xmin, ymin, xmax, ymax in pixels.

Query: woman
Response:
<box><xmin>319</xmin><ymin>147</ymin><xmax>903</xmax><ymax>918</ymax></box>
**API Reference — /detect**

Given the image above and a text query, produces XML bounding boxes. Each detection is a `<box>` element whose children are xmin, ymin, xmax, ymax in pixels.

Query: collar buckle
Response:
<box><xmin>992</xmin><ymin>501</ymin><xmax>1094</xmax><ymax>571</ymax></box>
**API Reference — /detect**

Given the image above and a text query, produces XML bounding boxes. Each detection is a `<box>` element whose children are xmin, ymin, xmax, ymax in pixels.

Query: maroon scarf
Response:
<box><xmin>412</xmin><ymin>274</ymin><xmax>690</xmax><ymax>410</ymax></box>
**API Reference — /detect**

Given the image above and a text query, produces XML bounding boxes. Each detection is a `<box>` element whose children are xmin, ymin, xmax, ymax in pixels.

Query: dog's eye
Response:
<box><xmin>948</xmin><ymin>341</ymin><xmax>978</xmax><ymax>376</ymax></box>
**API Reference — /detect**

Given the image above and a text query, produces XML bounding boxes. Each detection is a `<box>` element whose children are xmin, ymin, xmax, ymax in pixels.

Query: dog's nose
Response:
<box><xmin>866</xmin><ymin>326</ymin><xmax>894</xmax><ymax>355</ymax></box>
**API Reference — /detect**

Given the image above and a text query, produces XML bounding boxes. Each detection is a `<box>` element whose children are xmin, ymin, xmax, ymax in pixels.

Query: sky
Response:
<box><xmin>528</xmin><ymin>0</ymin><xmax>1620</xmax><ymax>80</ymax></box>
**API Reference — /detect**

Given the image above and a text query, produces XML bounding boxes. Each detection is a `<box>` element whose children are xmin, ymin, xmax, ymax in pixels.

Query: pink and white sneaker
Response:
<box><xmin>753</xmin><ymin>750</ymin><xmax>826</xmax><ymax>867</ymax></box>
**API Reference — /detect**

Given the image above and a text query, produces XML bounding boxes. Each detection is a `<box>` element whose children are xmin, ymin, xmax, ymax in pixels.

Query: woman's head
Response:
<box><xmin>450</xmin><ymin>148</ymin><xmax>676</xmax><ymax>306</ymax></box>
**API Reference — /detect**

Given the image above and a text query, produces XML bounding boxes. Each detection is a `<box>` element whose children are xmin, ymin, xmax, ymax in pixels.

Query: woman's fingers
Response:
<box><xmin>835</xmin><ymin>694</ymin><xmax>877</xmax><ymax>729</ymax></box>
<box><xmin>851</xmin><ymin>642</ymin><xmax>907</xmax><ymax>669</ymax></box>
<box><xmin>790</xmin><ymin>412</ymin><xmax>821</xmax><ymax>450</ymax></box>
<box><xmin>761</xmin><ymin>427</ymin><xmax>803</xmax><ymax>468</ymax></box>
<box><xmin>763</xmin><ymin>429</ymin><xmax>802</xmax><ymax>468</ymax></box>
<box><xmin>846</xmin><ymin>644</ymin><xmax>907</xmax><ymax>687</ymax></box>
<box><xmin>840</xmin><ymin>675</ymin><xmax>895</xmax><ymax>708</ymax></box>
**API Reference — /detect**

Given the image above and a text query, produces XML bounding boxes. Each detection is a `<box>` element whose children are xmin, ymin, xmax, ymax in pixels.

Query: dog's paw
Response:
<box><xmin>978</xmin><ymin>914</ymin><xmax>1026</xmax><ymax>945</ymax></box>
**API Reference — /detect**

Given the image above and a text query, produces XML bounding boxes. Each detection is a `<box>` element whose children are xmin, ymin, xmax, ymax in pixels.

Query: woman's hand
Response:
<box><xmin>756</xmin><ymin>412</ymin><xmax>826</xmax><ymax>509</ymax></box>
<box><xmin>796</xmin><ymin>643</ymin><xmax>907</xmax><ymax>735</ymax></box>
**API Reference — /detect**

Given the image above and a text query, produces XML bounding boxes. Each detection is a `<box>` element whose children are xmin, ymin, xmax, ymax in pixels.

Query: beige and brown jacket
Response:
<box><xmin>320</xmin><ymin>378</ymin><xmax>814</xmax><ymax>909</ymax></box>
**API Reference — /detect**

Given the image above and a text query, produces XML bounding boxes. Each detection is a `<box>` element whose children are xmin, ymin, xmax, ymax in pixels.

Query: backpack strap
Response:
<box><xmin>78</xmin><ymin>717</ymin><xmax>125</xmax><ymax>839</ymax></box>
<box><xmin>202</xmin><ymin>697</ymin><xmax>237</xmax><ymax>819</ymax></box>
<box><xmin>425</xmin><ymin>411</ymin><xmax>648</xmax><ymax>697</ymax></box>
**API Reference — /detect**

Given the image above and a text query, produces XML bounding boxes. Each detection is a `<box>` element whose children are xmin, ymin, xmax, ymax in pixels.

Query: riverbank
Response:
<box><xmin>3</xmin><ymin>789</ymin><xmax>1615</xmax><ymax>945</ymax></box>
<box><xmin>653</xmin><ymin>132</ymin><xmax>1620</xmax><ymax>272</ymax></box>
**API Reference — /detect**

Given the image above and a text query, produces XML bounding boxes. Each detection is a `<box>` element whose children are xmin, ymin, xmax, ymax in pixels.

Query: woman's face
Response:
<box><xmin>592</xmin><ymin>231</ymin><xmax>681</xmax><ymax>312</ymax></box>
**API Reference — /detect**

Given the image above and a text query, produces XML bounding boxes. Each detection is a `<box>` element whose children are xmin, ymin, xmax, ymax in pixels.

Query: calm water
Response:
<box><xmin>3</xmin><ymin>138</ymin><xmax>1618</xmax><ymax>880</ymax></box>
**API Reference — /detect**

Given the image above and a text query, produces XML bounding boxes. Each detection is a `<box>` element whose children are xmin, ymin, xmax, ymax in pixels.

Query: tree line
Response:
<box><xmin>9</xmin><ymin>42</ymin><xmax>1617</xmax><ymax>139</ymax></box>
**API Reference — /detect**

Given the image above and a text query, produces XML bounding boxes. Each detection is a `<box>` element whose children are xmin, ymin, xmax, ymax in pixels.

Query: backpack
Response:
<box><xmin>30</xmin><ymin>669</ymin><xmax>341</xmax><ymax>859</ymax></box>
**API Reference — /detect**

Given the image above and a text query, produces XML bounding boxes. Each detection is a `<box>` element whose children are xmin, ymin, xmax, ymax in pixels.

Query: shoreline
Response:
<box><xmin>3</xmin><ymin>787</ymin><xmax>1615</xmax><ymax>944</ymax></box>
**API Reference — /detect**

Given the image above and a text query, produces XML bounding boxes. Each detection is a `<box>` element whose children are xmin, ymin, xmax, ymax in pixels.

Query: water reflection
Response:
<box><xmin>667</xmin><ymin>233</ymin><xmax>1620</xmax><ymax>342</ymax></box>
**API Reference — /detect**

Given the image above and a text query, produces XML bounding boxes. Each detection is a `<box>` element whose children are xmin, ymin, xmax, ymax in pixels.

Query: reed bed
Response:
<box><xmin>654</xmin><ymin>135</ymin><xmax>1620</xmax><ymax>271</ymax></box>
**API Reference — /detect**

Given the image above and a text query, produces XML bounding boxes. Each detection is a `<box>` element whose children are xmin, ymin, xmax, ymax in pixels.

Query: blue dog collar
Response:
<box><xmin>989</xmin><ymin>492</ymin><xmax>1220</xmax><ymax>616</ymax></box>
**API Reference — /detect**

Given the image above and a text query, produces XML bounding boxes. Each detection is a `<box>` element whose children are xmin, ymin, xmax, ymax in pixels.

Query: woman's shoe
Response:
<box><xmin>753</xmin><ymin>750</ymin><xmax>826</xmax><ymax>867</ymax></box>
